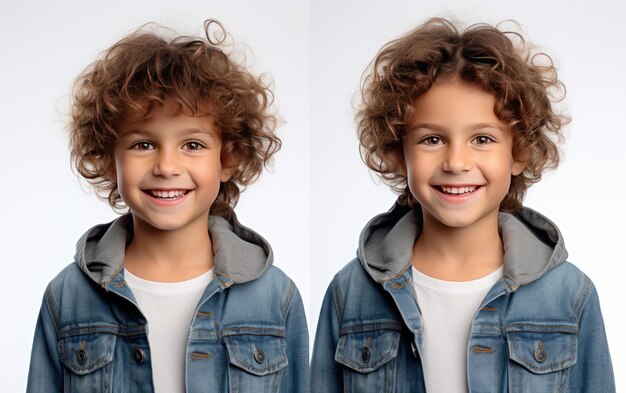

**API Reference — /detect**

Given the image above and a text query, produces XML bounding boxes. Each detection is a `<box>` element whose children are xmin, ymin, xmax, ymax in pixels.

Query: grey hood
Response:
<box><xmin>74</xmin><ymin>213</ymin><xmax>272</xmax><ymax>287</ymax></box>
<box><xmin>357</xmin><ymin>201</ymin><xmax>568</xmax><ymax>287</ymax></box>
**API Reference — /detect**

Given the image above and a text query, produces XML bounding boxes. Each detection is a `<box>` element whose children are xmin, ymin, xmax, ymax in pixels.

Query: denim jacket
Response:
<box><xmin>27</xmin><ymin>214</ymin><xmax>309</xmax><ymax>393</ymax></box>
<box><xmin>311</xmin><ymin>203</ymin><xmax>614</xmax><ymax>392</ymax></box>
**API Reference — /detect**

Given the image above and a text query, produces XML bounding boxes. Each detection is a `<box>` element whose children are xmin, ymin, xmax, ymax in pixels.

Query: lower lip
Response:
<box><xmin>142</xmin><ymin>191</ymin><xmax>192</xmax><ymax>207</ymax></box>
<box><xmin>433</xmin><ymin>186</ymin><xmax>482</xmax><ymax>203</ymax></box>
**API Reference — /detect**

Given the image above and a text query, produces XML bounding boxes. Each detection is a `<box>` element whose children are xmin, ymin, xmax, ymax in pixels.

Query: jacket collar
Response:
<box><xmin>74</xmin><ymin>213</ymin><xmax>273</xmax><ymax>288</ymax></box>
<box><xmin>357</xmin><ymin>200</ymin><xmax>568</xmax><ymax>289</ymax></box>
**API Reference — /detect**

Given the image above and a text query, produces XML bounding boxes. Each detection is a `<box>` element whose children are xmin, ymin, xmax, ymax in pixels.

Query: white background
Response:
<box><xmin>2</xmin><ymin>0</ymin><xmax>625</xmax><ymax>391</ymax></box>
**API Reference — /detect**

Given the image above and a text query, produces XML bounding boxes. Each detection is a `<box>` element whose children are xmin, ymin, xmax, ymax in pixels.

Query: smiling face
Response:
<box><xmin>402</xmin><ymin>79</ymin><xmax>526</xmax><ymax>231</ymax></box>
<box><xmin>112</xmin><ymin>103</ymin><xmax>232</xmax><ymax>234</ymax></box>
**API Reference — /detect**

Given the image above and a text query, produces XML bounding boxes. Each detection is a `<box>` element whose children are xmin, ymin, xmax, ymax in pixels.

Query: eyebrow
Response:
<box><xmin>410</xmin><ymin>122</ymin><xmax>505</xmax><ymax>133</ymax></box>
<box><xmin>119</xmin><ymin>127</ymin><xmax>218</xmax><ymax>139</ymax></box>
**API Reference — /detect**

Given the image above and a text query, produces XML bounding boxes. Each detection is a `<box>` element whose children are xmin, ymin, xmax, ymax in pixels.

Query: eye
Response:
<box><xmin>419</xmin><ymin>136</ymin><xmax>444</xmax><ymax>146</ymax></box>
<box><xmin>183</xmin><ymin>141</ymin><xmax>205</xmax><ymax>151</ymax></box>
<box><xmin>472</xmin><ymin>135</ymin><xmax>495</xmax><ymax>145</ymax></box>
<box><xmin>130</xmin><ymin>141</ymin><xmax>155</xmax><ymax>150</ymax></box>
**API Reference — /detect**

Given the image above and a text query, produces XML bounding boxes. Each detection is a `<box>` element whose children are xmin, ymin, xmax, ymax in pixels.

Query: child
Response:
<box><xmin>27</xmin><ymin>20</ymin><xmax>308</xmax><ymax>393</ymax></box>
<box><xmin>311</xmin><ymin>18</ymin><xmax>614</xmax><ymax>392</ymax></box>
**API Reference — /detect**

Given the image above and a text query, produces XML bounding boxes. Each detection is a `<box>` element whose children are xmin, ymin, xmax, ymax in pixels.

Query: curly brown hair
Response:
<box><xmin>357</xmin><ymin>18</ymin><xmax>568</xmax><ymax>212</ymax></box>
<box><xmin>69</xmin><ymin>20</ymin><xmax>280</xmax><ymax>218</ymax></box>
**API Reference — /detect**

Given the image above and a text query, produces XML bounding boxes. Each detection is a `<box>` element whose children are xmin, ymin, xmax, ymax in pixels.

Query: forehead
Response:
<box><xmin>118</xmin><ymin>102</ymin><xmax>218</xmax><ymax>138</ymax></box>
<box><xmin>411</xmin><ymin>80</ymin><xmax>502</xmax><ymax>128</ymax></box>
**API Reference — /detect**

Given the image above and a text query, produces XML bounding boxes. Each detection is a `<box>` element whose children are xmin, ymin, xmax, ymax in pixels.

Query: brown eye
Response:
<box><xmin>421</xmin><ymin>136</ymin><xmax>443</xmax><ymax>145</ymax></box>
<box><xmin>473</xmin><ymin>135</ymin><xmax>494</xmax><ymax>145</ymax></box>
<box><xmin>131</xmin><ymin>141</ymin><xmax>154</xmax><ymax>150</ymax></box>
<box><xmin>184</xmin><ymin>141</ymin><xmax>205</xmax><ymax>151</ymax></box>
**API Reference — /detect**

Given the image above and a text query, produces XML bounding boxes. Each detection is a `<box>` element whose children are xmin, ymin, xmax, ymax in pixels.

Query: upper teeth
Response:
<box><xmin>441</xmin><ymin>186</ymin><xmax>477</xmax><ymax>194</ymax></box>
<box><xmin>151</xmin><ymin>190</ymin><xmax>186</xmax><ymax>198</ymax></box>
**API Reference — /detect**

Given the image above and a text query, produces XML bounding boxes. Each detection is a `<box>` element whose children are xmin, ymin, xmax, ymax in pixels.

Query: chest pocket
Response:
<box><xmin>506</xmin><ymin>330</ymin><xmax>577</xmax><ymax>393</ymax></box>
<box><xmin>335</xmin><ymin>328</ymin><xmax>401</xmax><ymax>393</ymax></box>
<box><xmin>223</xmin><ymin>331</ymin><xmax>288</xmax><ymax>393</ymax></box>
<box><xmin>58</xmin><ymin>332</ymin><xmax>117</xmax><ymax>393</ymax></box>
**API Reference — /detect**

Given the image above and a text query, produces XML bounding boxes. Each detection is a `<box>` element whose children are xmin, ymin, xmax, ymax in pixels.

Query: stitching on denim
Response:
<box><xmin>504</xmin><ymin>272</ymin><xmax>520</xmax><ymax>291</ymax></box>
<box><xmin>190</xmin><ymin>352</ymin><xmax>211</xmax><ymax>360</ymax></box>
<box><xmin>331</xmin><ymin>273</ymin><xmax>344</xmax><ymax>323</ymax></box>
<box><xmin>339</xmin><ymin>322</ymin><xmax>403</xmax><ymax>335</ymax></box>
<box><xmin>481</xmin><ymin>306</ymin><xmax>497</xmax><ymax>311</ymax></box>
<box><xmin>196</xmin><ymin>311</ymin><xmax>213</xmax><ymax>317</ymax></box>
<box><xmin>44</xmin><ymin>284</ymin><xmax>62</xmax><ymax>337</ymax></box>
<box><xmin>222</xmin><ymin>327</ymin><xmax>286</xmax><ymax>337</ymax></box>
<box><xmin>472</xmin><ymin>346</ymin><xmax>493</xmax><ymax>353</ymax></box>
<box><xmin>280</xmin><ymin>279</ymin><xmax>296</xmax><ymax>321</ymax></box>
<box><xmin>573</xmin><ymin>274</ymin><xmax>592</xmax><ymax>323</ymax></box>
<box><xmin>59</xmin><ymin>324</ymin><xmax>147</xmax><ymax>339</ymax></box>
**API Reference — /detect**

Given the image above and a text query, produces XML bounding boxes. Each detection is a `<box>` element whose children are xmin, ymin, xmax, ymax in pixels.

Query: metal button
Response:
<box><xmin>534</xmin><ymin>341</ymin><xmax>546</xmax><ymax>363</ymax></box>
<box><xmin>410</xmin><ymin>342</ymin><xmax>418</xmax><ymax>358</ymax></box>
<box><xmin>254</xmin><ymin>347</ymin><xmax>265</xmax><ymax>364</ymax></box>
<box><xmin>534</xmin><ymin>348</ymin><xmax>547</xmax><ymax>363</ymax></box>
<box><xmin>361</xmin><ymin>346</ymin><xmax>371</xmax><ymax>362</ymax></box>
<box><xmin>76</xmin><ymin>349</ymin><xmax>87</xmax><ymax>365</ymax></box>
<box><xmin>134</xmin><ymin>348</ymin><xmax>145</xmax><ymax>364</ymax></box>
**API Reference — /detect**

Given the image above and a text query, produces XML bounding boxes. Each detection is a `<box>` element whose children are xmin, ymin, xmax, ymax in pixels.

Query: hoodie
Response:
<box><xmin>27</xmin><ymin>214</ymin><xmax>309</xmax><ymax>393</ymax></box>
<box><xmin>311</xmin><ymin>202</ymin><xmax>614</xmax><ymax>393</ymax></box>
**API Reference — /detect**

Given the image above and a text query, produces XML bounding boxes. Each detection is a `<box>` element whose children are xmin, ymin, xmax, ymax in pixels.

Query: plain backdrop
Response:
<box><xmin>2</xmin><ymin>0</ymin><xmax>625</xmax><ymax>391</ymax></box>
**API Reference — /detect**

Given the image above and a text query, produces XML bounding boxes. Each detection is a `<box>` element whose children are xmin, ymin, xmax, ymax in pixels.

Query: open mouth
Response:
<box><xmin>143</xmin><ymin>189</ymin><xmax>191</xmax><ymax>200</ymax></box>
<box><xmin>434</xmin><ymin>185</ymin><xmax>481</xmax><ymax>196</ymax></box>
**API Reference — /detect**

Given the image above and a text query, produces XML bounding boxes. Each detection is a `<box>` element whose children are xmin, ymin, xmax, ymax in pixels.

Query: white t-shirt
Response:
<box><xmin>412</xmin><ymin>266</ymin><xmax>503</xmax><ymax>393</ymax></box>
<box><xmin>124</xmin><ymin>268</ymin><xmax>214</xmax><ymax>393</ymax></box>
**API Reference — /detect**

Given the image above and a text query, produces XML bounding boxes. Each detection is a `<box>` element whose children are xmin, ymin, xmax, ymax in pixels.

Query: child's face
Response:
<box><xmin>402</xmin><ymin>79</ymin><xmax>526</xmax><ymax>230</ymax></box>
<box><xmin>111</xmin><ymin>103</ymin><xmax>232</xmax><ymax>233</ymax></box>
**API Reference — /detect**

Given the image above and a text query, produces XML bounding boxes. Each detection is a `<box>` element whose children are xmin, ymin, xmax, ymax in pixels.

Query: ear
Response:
<box><xmin>511</xmin><ymin>148</ymin><xmax>529</xmax><ymax>176</ymax></box>
<box><xmin>106</xmin><ymin>163</ymin><xmax>117</xmax><ymax>184</ymax></box>
<box><xmin>391</xmin><ymin>149</ymin><xmax>407</xmax><ymax>177</ymax></box>
<box><xmin>220</xmin><ymin>164</ymin><xmax>235</xmax><ymax>182</ymax></box>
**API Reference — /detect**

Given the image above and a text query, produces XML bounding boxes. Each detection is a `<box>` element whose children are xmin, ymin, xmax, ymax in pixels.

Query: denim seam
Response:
<box><xmin>573</xmin><ymin>274</ymin><xmax>592</xmax><ymax>323</ymax></box>
<box><xmin>280</xmin><ymin>279</ymin><xmax>296</xmax><ymax>322</ymax></box>
<box><xmin>331</xmin><ymin>274</ymin><xmax>344</xmax><ymax>322</ymax></box>
<box><xmin>44</xmin><ymin>284</ymin><xmax>61</xmax><ymax>337</ymax></box>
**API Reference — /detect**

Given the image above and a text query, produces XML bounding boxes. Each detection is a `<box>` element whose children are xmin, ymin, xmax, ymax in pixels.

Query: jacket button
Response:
<box><xmin>134</xmin><ymin>348</ymin><xmax>145</xmax><ymax>364</ymax></box>
<box><xmin>362</xmin><ymin>346</ymin><xmax>371</xmax><ymax>362</ymax></box>
<box><xmin>76</xmin><ymin>349</ymin><xmax>87</xmax><ymax>365</ymax></box>
<box><xmin>534</xmin><ymin>348</ymin><xmax>547</xmax><ymax>363</ymax></box>
<box><xmin>254</xmin><ymin>347</ymin><xmax>265</xmax><ymax>364</ymax></box>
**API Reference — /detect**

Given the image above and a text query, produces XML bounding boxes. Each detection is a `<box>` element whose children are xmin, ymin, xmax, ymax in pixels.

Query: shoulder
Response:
<box><xmin>226</xmin><ymin>265</ymin><xmax>301</xmax><ymax>320</ymax></box>
<box><xmin>511</xmin><ymin>262</ymin><xmax>594</xmax><ymax>322</ymax></box>
<box><xmin>45</xmin><ymin>263</ymin><xmax>99</xmax><ymax>299</ymax></box>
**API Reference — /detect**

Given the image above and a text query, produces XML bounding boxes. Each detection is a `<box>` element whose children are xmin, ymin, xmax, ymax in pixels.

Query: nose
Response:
<box><xmin>442</xmin><ymin>143</ymin><xmax>472</xmax><ymax>174</ymax></box>
<box><xmin>152</xmin><ymin>148</ymin><xmax>182</xmax><ymax>177</ymax></box>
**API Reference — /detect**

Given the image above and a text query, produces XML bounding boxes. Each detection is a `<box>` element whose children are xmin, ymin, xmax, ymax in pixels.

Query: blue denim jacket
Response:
<box><xmin>27</xmin><ymin>214</ymin><xmax>309</xmax><ymax>393</ymax></box>
<box><xmin>311</xmin><ymin>203</ymin><xmax>614</xmax><ymax>392</ymax></box>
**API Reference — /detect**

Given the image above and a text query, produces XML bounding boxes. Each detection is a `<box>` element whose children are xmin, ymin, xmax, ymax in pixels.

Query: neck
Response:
<box><xmin>124</xmin><ymin>215</ymin><xmax>214</xmax><ymax>282</ymax></box>
<box><xmin>412</xmin><ymin>209</ymin><xmax>503</xmax><ymax>281</ymax></box>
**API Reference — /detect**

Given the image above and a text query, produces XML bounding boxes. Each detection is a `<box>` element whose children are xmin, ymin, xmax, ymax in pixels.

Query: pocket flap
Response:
<box><xmin>335</xmin><ymin>328</ymin><xmax>401</xmax><ymax>373</ymax></box>
<box><xmin>224</xmin><ymin>332</ymin><xmax>288</xmax><ymax>376</ymax></box>
<box><xmin>59</xmin><ymin>333</ymin><xmax>117</xmax><ymax>375</ymax></box>
<box><xmin>507</xmin><ymin>331</ymin><xmax>577</xmax><ymax>374</ymax></box>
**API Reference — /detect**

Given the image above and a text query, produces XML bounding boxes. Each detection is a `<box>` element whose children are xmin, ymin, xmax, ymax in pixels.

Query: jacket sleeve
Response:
<box><xmin>570</xmin><ymin>280</ymin><xmax>615</xmax><ymax>392</ymax></box>
<box><xmin>26</xmin><ymin>286</ymin><xmax>62</xmax><ymax>392</ymax></box>
<box><xmin>280</xmin><ymin>283</ymin><xmax>310</xmax><ymax>393</ymax></box>
<box><xmin>311</xmin><ymin>277</ymin><xmax>343</xmax><ymax>393</ymax></box>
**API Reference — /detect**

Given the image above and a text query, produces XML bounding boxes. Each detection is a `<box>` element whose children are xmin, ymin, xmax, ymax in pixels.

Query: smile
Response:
<box><xmin>435</xmin><ymin>185</ymin><xmax>481</xmax><ymax>195</ymax></box>
<box><xmin>144</xmin><ymin>189</ymin><xmax>190</xmax><ymax>200</ymax></box>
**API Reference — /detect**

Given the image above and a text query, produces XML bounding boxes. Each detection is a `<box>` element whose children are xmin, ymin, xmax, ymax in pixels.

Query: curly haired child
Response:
<box><xmin>311</xmin><ymin>18</ymin><xmax>614</xmax><ymax>393</ymax></box>
<box><xmin>27</xmin><ymin>20</ymin><xmax>308</xmax><ymax>393</ymax></box>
